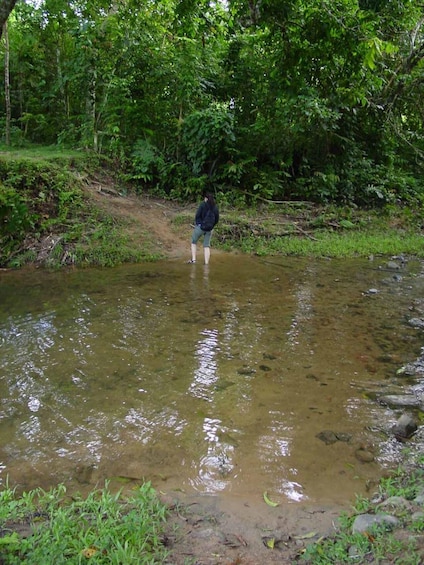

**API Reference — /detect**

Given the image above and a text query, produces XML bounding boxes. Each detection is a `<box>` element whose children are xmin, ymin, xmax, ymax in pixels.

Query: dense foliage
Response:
<box><xmin>1</xmin><ymin>0</ymin><xmax>423</xmax><ymax>205</ymax></box>
<box><xmin>0</xmin><ymin>152</ymin><xmax>164</xmax><ymax>268</ymax></box>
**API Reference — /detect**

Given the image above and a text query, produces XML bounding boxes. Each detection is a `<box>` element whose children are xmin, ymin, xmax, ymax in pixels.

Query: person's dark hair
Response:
<box><xmin>204</xmin><ymin>192</ymin><xmax>216</xmax><ymax>207</ymax></box>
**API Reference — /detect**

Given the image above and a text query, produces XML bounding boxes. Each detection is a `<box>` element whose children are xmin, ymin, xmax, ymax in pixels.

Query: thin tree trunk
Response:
<box><xmin>56</xmin><ymin>46</ymin><xmax>68</xmax><ymax>115</ymax></box>
<box><xmin>4</xmin><ymin>20</ymin><xmax>10</xmax><ymax>146</ymax></box>
<box><xmin>92</xmin><ymin>68</ymin><xmax>97</xmax><ymax>151</ymax></box>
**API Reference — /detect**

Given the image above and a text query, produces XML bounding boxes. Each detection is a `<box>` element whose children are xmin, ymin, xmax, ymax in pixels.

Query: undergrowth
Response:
<box><xmin>2</xmin><ymin>148</ymin><xmax>424</xmax><ymax>267</ymax></box>
<box><xmin>0</xmin><ymin>154</ymin><xmax>161</xmax><ymax>268</ymax></box>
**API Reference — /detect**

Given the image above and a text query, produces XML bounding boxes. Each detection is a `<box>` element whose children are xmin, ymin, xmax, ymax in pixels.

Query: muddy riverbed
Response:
<box><xmin>1</xmin><ymin>254</ymin><xmax>424</xmax><ymax>562</ymax></box>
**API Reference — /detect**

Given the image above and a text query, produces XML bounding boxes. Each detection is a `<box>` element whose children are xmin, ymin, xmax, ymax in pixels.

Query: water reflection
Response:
<box><xmin>0</xmin><ymin>256</ymin><xmax>423</xmax><ymax>503</ymax></box>
<box><xmin>259</xmin><ymin>411</ymin><xmax>304</xmax><ymax>502</ymax></box>
<box><xmin>195</xmin><ymin>417</ymin><xmax>235</xmax><ymax>493</ymax></box>
<box><xmin>190</xmin><ymin>329</ymin><xmax>220</xmax><ymax>401</ymax></box>
<box><xmin>287</xmin><ymin>264</ymin><xmax>315</xmax><ymax>350</ymax></box>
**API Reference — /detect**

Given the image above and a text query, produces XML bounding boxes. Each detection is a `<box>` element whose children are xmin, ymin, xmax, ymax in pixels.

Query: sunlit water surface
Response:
<box><xmin>1</xmin><ymin>255</ymin><xmax>423</xmax><ymax>505</ymax></box>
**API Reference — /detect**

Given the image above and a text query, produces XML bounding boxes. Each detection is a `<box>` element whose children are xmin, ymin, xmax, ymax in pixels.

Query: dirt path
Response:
<box><xmin>85</xmin><ymin>183</ymin><xmax>194</xmax><ymax>260</ymax></box>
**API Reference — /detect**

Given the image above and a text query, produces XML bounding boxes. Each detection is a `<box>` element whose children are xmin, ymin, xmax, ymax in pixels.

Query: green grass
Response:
<box><xmin>0</xmin><ymin>145</ymin><xmax>81</xmax><ymax>158</ymax></box>
<box><xmin>211</xmin><ymin>202</ymin><xmax>424</xmax><ymax>258</ymax></box>
<box><xmin>256</xmin><ymin>230</ymin><xmax>424</xmax><ymax>258</ymax></box>
<box><xmin>0</xmin><ymin>482</ymin><xmax>169</xmax><ymax>564</ymax></box>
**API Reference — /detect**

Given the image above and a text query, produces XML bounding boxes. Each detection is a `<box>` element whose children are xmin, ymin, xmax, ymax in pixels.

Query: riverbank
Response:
<box><xmin>162</xmin><ymin>454</ymin><xmax>424</xmax><ymax>564</ymax></box>
<box><xmin>1</xmin><ymin>157</ymin><xmax>424</xmax><ymax>268</ymax></box>
<box><xmin>1</xmin><ymin>454</ymin><xmax>423</xmax><ymax>564</ymax></box>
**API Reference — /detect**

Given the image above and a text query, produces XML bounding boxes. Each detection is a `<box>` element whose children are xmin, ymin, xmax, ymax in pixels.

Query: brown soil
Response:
<box><xmin>84</xmin><ymin>180</ymin><xmax>195</xmax><ymax>261</ymax></box>
<box><xmin>160</xmin><ymin>492</ymin><xmax>346</xmax><ymax>564</ymax></box>
<box><xmin>82</xmin><ymin>182</ymin><xmax>349</xmax><ymax>564</ymax></box>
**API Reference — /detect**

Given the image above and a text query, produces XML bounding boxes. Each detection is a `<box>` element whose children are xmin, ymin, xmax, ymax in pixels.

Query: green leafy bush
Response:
<box><xmin>0</xmin><ymin>185</ymin><xmax>33</xmax><ymax>237</ymax></box>
<box><xmin>128</xmin><ymin>139</ymin><xmax>165</xmax><ymax>187</ymax></box>
<box><xmin>181</xmin><ymin>102</ymin><xmax>235</xmax><ymax>177</ymax></box>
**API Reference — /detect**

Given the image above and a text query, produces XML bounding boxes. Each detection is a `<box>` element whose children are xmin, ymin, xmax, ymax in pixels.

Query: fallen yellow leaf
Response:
<box><xmin>294</xmin><ymin>531</ymin><xmax>318</xmax><ymax>540</ymax></box>
<box><xmin>81</xmin><ymin>547</ymin><xmax>98</xmax><ymax>558</ymax></box>
<box><xmin>266</xmin><ymin>537</ymin><xmax>275</xmax><ymax>549</ymax></box>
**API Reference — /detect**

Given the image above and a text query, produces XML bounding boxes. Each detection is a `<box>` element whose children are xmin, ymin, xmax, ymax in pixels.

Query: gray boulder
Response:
<box><xmin>397</xmin><ymin>361</ymin><xmax>424</xmax><ymax>376</ymax></box>
<box><xmin>408</xmin><ymin>318</ymin><xmax>424</xmax><ymax>330</ymax></box>
<box><xmin>392</xmin><ymin>414</ymin><xmax>418</xmax><ymax>439</ymax></box>
<box><xmin>352</xmin><ymin>513</ymin><xmax>399</xmax><ymax>534</ymax></box>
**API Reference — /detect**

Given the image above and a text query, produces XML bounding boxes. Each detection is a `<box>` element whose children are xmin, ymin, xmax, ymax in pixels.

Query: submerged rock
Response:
<box><xmin>378</xmin><ymin>394</ymin><xmax>423</xmax><ymax>409</ymax></box>
<box><xmin>386</xmin><ymin>261</ymin><xmax>402</xmax><ymax>270</ymax></box>
<box><xmin>316</xmin><ymin>430</ymin><xmax>338</xmax><ymax>445</ymax></box>
<box><xmin>237</xmin><ymin>367</ymin><xmax>256</xmax><ymax>376</ymax></box>
<box><xmin>355</xmin><ymin>448</ymin><xmax>375</xmax><ymax>463</ymax></box>
<box><xmin>366</xmin><ymin>288</ymin><xmax>379</xmax><ymax>295</ymax></box>
<box><xmin>316</xmin><ymin>430</ymin><xmax>352</xmax><ymax>445</ymax></box>
<box><xmin>74</xmin><ymin>464</ymin><xmax>95</xmax><ymax>484</ymax></box>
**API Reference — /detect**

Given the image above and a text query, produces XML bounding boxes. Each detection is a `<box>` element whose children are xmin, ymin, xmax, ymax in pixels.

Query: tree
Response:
<box><xmin>1</xmin><ymin>0</ymin><xmax>423</xmax><ymax>205</ymax></box>
<box><xmin>0</xmin><ymin>0</ymin><xmax>17</xmax><ymax>39</ymax></box>
<box><xmin>3</xmin><ymin>19</ymin><xmax>9</xmax><ymax>144</ymax></box>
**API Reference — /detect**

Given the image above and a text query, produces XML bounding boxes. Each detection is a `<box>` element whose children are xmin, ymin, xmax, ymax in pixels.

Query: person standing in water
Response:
<box><xmin>188</xmin><ymin>192</ymin><xmax>219</xmax><ymax>265</ymax></box>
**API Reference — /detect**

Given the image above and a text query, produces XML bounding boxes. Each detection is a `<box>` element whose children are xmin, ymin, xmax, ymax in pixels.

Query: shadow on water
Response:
<box><xmin>0</xmin><ymin>254</ymin><xmax>423</xmax><ymax>506</ymax></box>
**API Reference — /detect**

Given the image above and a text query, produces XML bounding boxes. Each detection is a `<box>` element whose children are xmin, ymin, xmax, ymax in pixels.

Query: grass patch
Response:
<box><xmin>0</xmin><ymin>144</ymin><xmax>99</xmax><ymax>167</ymax></box>
<box><xmin>214</xmin><ymin>206</ymin><xmax>424</xmax><ymax>258</ymax></box>
<box><xmin>0</xmin><ymin>482</ymin><xmax>169</xmax><ymax>564</ymax></box>
<box><xmin>70</xmin><ymin>214</ymin><xmax>163</xmax><ymax>268</ymax></box>
<box><xmin>259</xmin><ymin>230</ymin><xmax>424</xmax><ymax>258</ymax></box>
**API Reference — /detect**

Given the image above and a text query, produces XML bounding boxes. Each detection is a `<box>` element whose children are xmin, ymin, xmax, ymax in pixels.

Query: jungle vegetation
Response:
<box><xmin>0</xmin><ymin>0</ymin><xmax>423</xmax><ymax>208</ymax></box>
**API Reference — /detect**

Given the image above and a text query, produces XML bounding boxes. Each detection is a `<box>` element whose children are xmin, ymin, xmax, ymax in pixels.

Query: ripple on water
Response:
<box><xmin>0</xmin><ymin>256</ymin><xmax>423</xmax><ymax>502</ymax></box>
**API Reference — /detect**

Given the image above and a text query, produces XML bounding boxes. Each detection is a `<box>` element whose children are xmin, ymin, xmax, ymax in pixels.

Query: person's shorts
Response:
<box><xmin>191</xmin><ymin>225</ymin><xmax>212</xmax><ymax>247</ymax></box>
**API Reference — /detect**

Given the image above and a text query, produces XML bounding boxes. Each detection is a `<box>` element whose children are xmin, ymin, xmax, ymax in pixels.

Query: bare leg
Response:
<box><xmin>204</xmin><ymin>247</ymin><xmax>210</xmax><ymax>265</ymax></box>
<box><xmin>191</xmin><ymin>243</ymin><xmax>197</xmax><ymax>262</ymax></box>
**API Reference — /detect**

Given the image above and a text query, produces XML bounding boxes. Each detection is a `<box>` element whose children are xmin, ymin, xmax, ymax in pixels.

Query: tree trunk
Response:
<box><xmin>4</xmin><ymin>20</ymin><xmax>10</xmax><ymax>145</ymax></box>
<box><xmin>0</xmin><ymin>0</ymin><xmax>17</xmax><ymax>39</ymax></box>
<box><xmin>91</xmin><ymin>69</ymin><xmax>98</xmax><ymax>152</ymax></box>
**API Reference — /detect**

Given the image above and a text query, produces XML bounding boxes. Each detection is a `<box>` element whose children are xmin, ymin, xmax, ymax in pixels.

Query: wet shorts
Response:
<box><xmin>191</xmin><ymin>225</ymin><xmax>212</xmax><ymax>247</ymax></box>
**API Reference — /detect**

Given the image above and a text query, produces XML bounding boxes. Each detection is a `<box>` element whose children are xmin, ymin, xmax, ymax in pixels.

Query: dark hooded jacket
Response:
<box><xmin>195</xmin><ymin>201</ymin><xmax>219</xmax><ymax>232</ymax></box>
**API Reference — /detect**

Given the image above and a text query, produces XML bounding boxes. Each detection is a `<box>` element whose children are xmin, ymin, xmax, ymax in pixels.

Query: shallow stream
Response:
<box><xmin>1</xmin><ymin>255</ymin><xmax>423</xmax><ymax>505</ymax></box>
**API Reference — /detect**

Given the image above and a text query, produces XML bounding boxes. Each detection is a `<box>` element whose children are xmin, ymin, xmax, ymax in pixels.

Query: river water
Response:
<box><xmin>1</xmin><ymin>255</ymin><xmax>423</xmax><ymax>505</ymax></box>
